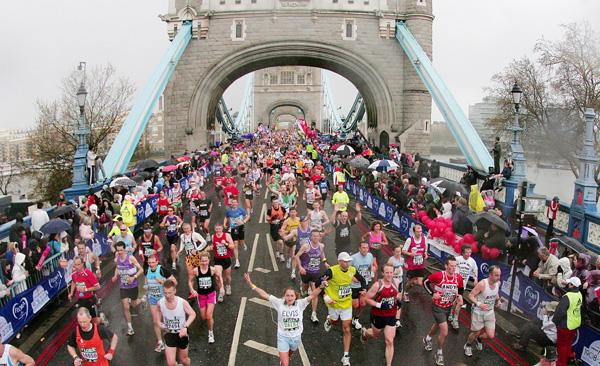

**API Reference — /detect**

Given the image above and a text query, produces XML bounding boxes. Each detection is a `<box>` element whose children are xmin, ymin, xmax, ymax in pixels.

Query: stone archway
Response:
<box><xmin>184</xmin><ymin>40</ymin><xmax>395</xmax><ymax>148</ymax></box>
<box><xmin>379</xmin><ymin>130</ymin><xmax>390</xmax><ymax>153</ymax></box>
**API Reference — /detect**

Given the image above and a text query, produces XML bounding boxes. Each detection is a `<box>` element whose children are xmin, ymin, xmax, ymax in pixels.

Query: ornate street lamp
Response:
<box><xmin>509</xmin><ymin>81</ymin><xmax>526</xmax><ymax>184</ymax></box>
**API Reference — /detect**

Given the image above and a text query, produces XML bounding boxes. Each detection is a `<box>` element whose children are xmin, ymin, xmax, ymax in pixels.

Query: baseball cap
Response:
<box><xmin>337</xmin><ymin>252</ymin><xmax>352</xmax><ymax>262</ymax></box>
<box><xmin>565</xmin><ymin>277</ymin><xmax>582</xmax><ymax>287</ymax></box>
<box><xmin>299</xmin><ymin>215</ymin><xmax>308</xmax><ymax>222</ymax></box>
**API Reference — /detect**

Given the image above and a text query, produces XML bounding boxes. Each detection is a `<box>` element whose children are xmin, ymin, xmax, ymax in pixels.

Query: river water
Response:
<box><xmin>432</xmin><ymin>154</ymin><xmax>581</xmax><ymax>205</ymax></box>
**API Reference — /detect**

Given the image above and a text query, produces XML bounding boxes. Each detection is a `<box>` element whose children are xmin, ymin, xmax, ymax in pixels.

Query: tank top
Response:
<box><xmin>388</xmin><ymin>256</ymin><xmax>404</xmax><ymax>283</ymax></box>
<box><xmin>369</xmin><ymin>231</ymin><xmax>384</xmax><ymax>250</ymax></box>
<box><xmin>296</xmin><ymin>226</ymin><xmax>312</xmax><ymax>252</ymax></box>
<box><xmin>473</xmin><ymin>279</ymin><xmax>499</xmax><ymax>315</ymax></box>
<box><xmin>196</xmin><ymin>266</ymin><xmax>216</xmax><ymax>295</ymax></box>
<box><xmin>146</xmin><ymin>265</ymin><xmax>166</xmax><ymax>299</ymax></box>
<box><xmin>309</xmin><ymin>210</ymin><xmax>324</xmax><ymax>231</ymax></box>
<box><xmin>300</xmin><ymin>243</ymin><xmax>322</xmax><ymax>274</ymax></box>
<box><xmin>75</xmin><ymin>324</ymin><xmax>108</xmax><ymax>366</ymax></box>
<box><xmin>140</xmin><ymin>234</ymin><xmax>158</xmax><ymax>260</ymax></box>
<box><xmin>305</xmin><ymin>188</ymin><xmax>316</xmax><ymax>204</ymax></box>
<box><xmin>0</xmin><ymin>344</ymin><xmax>23</xmax><ymax>366</ymax></box>
<box><xmin>371</xmin><ymin>280</ymin><xmax>400</xmax><ymax>317</ymax></box>
<box><xmin>285</xmin><ymin>217</ymin><xmax>300</xmax><ymax>234</ymax></box>
<box><xmin>324</xmin><ymin>265</ymin><xmax>356</xmax><ymax>310</ymax></box>
<box><xmin>159</xmin><ymin>296</ymin><xmax>186</xmax><ymax>333</ymax></box>
<box><xmin>116</xmin><ymin>254</ymin><xmax>138</xmax><ymax>289</ymax></box>
<box><xmin>432</xmin><ymin>272</ymin><xmax>460</xmax><ymax>308</ymax></box>
<box><xmin>165</xmin><ymin>216</ymin><xmax>178</xmax><ymax>237</ymax></box>
<box><xmin>212</xmin><ymin>232</ymin><xmax>232</xmax><ymax>259</ymax></box>
<box><xmin>406</xmin><ymin>236</ymin><xmax>426</xmax><ymax>270</ymax></box>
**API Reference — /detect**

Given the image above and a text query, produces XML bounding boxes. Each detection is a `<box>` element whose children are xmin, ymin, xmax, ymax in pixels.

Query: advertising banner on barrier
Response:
<box><xmin>0</xmin><ymin>269</ymin><xmax>67</xmax><ymax>342</ymax></box>
<box><xmin>574</xmin><ymin>325</ymin><xmax>600</xmax><ymax>366</ymax></box>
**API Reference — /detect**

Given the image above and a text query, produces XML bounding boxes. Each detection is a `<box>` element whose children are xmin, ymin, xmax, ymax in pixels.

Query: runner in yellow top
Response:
<box><xmin>320</xmin><ymin>252</ymin><xmax>367</xmax><ymax>366</ymax></box>
<box><xmin>280</xmin><ymin>208</ymin><xmax>301</xmax><ymax>270</ymax></box>
<box><xmin>331</xmin><ymin>184</ymin><xmax>350</xmax><ymax>215</ymax></box>
<box><xmin>295</xmin><ymin>159</ymin><xmax>304</xmax><ymax>177</ymax></box>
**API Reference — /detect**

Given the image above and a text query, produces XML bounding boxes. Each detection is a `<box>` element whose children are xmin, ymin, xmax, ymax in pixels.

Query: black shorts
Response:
<box><xmin>213</xmin><ymin>257</ymin><xmax>232</xmax><ymax>270</ymax></box>
<box><xmin>120</xmin><ymin>287</ymin><xmax>139</xmax><ymax>300</ymax></box>
<box><xmin>306</xmin><ymin>202</ymin><xmax>315</xmax><ymax>210</ymax></box>
<box><xmin>407</xmin><ymin>269</ymin><xmax>426</xmax><ymax>279</ymax></box>
<box><xmin>164</xmin><ymin>333</ymin><xmax>189</xmax><ymax>349</ymax></box>
<box><xmin>432</xmin><ymin>304</ymin><xmax>452</xmax><ymax>324</ymax></box>
<box><xmin>198</xmin><ymin>215</ymin><xmax>210</xmax><ymax>223</ymax></box>
<box><xmin>300</xmin><ymin>272</ymin><xmax>321</xmax><ymax>284</ymax></box>
<box><xmin>240</xmin><ymin>173</ymin><xmax>246</xmax><ymax>178</ymax></box>
<box><xmin>270</xmin><ymin>224</ymin><xmax>282</xmax><ymax>241</ymax></box>
<box><xmin>265</xmin><ymin>168</ymin><xmax>273</xmax><ymax>175</ymax></box>
<box><xmin>231</xmin><ymin>226</ymin><xmax>245</xmax><ymax>241</ymax></box>
<box><xmin>370</xmin><ymin>314</ymin><xmax>397</xmax><ymax>329</ymax></box>
<box><xmin>244</xmin><ymin>194</ymin><xmax>253</xmax><ymax>200</ymax></box>
<box><xmin>167</xmin><ymin>235</ymin><xmax>178</xmax><ymax>245</ymax></box>
<box><xmin>284</xmin><ymin>239</ymin><xmax>296</xmax><ymax>248</ymax></box>
<box><xmin>76</xmin><ymin>297</ymin><xmax>97</xmax><ymax>318</ymax></box>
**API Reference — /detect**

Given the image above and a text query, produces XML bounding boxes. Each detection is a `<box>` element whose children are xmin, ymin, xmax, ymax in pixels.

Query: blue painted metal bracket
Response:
<box><xmin>341</xmin><ymin>93</ymin><xmax>364</xmax><ymax>133</ymax></box>
<box><xmin>322</xmin><ymin>71</ymin><xmax>344</xmax><ymax>130</ymax></box>
<box><xmin>103</xmin><ymin>22</ymin><xmax>193</xmax><ymax>177</ymax></box>
<box><xmin>395</xmin><ymin>21</ymin><xmax>493</xmax><ymax>173</ymax></box>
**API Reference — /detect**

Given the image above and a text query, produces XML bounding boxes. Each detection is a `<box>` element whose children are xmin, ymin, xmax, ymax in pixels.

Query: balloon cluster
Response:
<box><xmin>480</xmin><ymin>244</ymin><xmax>500</xmax><ymax>260</ymax></box>
<box><xmin>416</xmin><ymin>210</ymin><xmax>480</xmax><ymax>254</ymax></box>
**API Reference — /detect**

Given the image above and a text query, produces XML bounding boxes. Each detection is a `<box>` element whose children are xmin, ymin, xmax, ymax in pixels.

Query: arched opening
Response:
<box><xmin>187</xmin><ymin>41</ymin><xmax>394</xmax><ymax>140</ymax></box>
<box><xmin>379</xmin><ymin>130</ymin><xmax>390</xmax><ymax>152</ymax></box>
<box><xmin>268</xmin><ymin>103</ymin><xmax>306</xmax><ymax>128</ymax></box>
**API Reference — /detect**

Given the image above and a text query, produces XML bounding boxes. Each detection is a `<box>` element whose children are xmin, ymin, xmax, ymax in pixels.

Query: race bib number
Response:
<box><xmin>216</xmin><ymin>244</ymin><xmax>228</xmax><ymax>257</ymax></box>
<box><xmin>338</xmin><ymin>286</ymin><xmax>351</xmax><ymax>298</ymax></box>
<box><xmin>358</xmin><ymin>266</ymin><xmax>371</xmax><ymax>281</ymax></box>
<box><xmin>381</xmin><ymin>296</ymin><xmax>395</xmax><ymax>309</ymax></box>
<box><xmin>308</xmin><ymin>257</ymin><xmax>320</xmax><ymax>271</ymax></box>
<box><xmin>413</xmin><ymin>255</ymin><xmax>423</xmax><ymax>266</ymax></box>
<box><xmin>185</xmin><ymin>248</ymin><xmax>195</xmax><ymax>256</ymax></box>
<box><xmin>283</xmin><ymin>317</ymin><xmax>300</xmax><ymax>330</ymax></box>
<box><xmin>148</xmin><ymin>284</ymin><xmax>161</xmax><ymax>297</ymax></box>
<box><xmin>144</xmin><ymin>248</ymin><xmax>154</xmax><ymax>257</ymax></box>
<box><xmin>200</xmin><ymin>209</ymin><xmax>208</xmax><ymax>216</ymax></box>
<box><xmin>370</xmin><ymin>242</ymin><xmax>382</xmax><ymax>250</ymax></box>
<box><xmin>168</xmin><ymin>224</ymin><xmax>176</xmax><ymax>232</ymax></box>
<box><xmin>165</xmin><ymin>319</ymin><xmax>180</xmax><ymax>332</ymax></box>
<box><xmin>198</xmin><ymin>277</ymin><xmax>212</xmax><ymax>289</ymax></box>
<box><xmin>80</xmin><ymin>347</ymin><xmax>98</xmax><ymax>362</ymax></box>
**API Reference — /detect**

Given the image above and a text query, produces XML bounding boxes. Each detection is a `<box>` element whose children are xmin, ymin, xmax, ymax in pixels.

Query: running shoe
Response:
<box><xmin>395</xmin><ymin>319</ymin><xmax>403</xmax><ymax>328</ymax></box>
<box><xmin>435</xmin><ymin>351</ymin><xmax>444</xmax><ymax>366</ymax></box>
<box><xmin>475</xmin><ymin>337</ymin><xmax>483</xmax><ymax>351</ymax></box>
<box><xmin>279</xmin><ymin>254</ymin><xmax>286</xmax><ymax>262</ymax></box>
<box><xmin>423</xmin><ymin>336</ymin><xmax>433</xmax><ymax>351</ymax></box>
<box><xmin>127</xmin><ymin>326</ymin><xmax>135</xmax><ymax>336</ymax></box>
<box><xmin>360</xmin><ymin>328</ymin><xmax>367</xmax><ymax>344</ymax></box>
<box><xmin>286</xmin><ymin>259</ymin><xmax>291</xmax><ymax>269</ymax></box>
<box><xmin>225</xmin><ymin>285</ymin><xmax>232</xmax><ymax>295</ymax></box>
<box><xmin>404</xmin><ymin>292</ymin><xmax>410</xmax><ymax>303</ymax></box>
<box><xmin>217</xmin><ymin>293</ymin><xmax>224</xmax><ymax>303</ymax></box>
<box><xmin>311</xmin><ymin>311</ymin><xmax>319</xmax><ymax>324</ymax></box>
<box><xmin>451</xmin><ymin>317</ymin><xmax>459</xmax><ymax>330</ymax></box>
<box><xmin>341</xmin><ymin>355</ymin><xmax>351</xmax><ymax>366</ymax></box>
<box><xmin>324</xmin><ymin>316</ymin><xmax>332</xmax><ymax>332</ymax></box>
<box><xmin>352</xmin><ymin>317</ymin><xmax>362</xmax><ymax>330</ymax></box>
<box><xmin>208</xmin><ymin>331</ymin><xmax>215</xmax><ymax>344</ymax></box>
<box><xmin>234</xmin><ymin>259</ymin><xmax>241</xmax><ymax>269</ymax></box>
<box><xmin>290</xmin><ymin>271</ymin><xmax>296</xmax><ymax>280</ymax></box>
<box><xmin>464</xmin><ymin>343</ymin><xmax>473</xmax><ymax>357</ymax></box>
<box><xmin>155</xmin><ymin>341</ymin><xmax>165</xmax><ymax>353</ymax></box>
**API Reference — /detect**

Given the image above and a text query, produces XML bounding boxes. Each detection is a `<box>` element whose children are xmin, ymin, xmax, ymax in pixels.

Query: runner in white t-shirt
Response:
<box><xmin>455</xmin><ymin>245</ymin><xmax>479</xmax><ymax>323</ymax></box>
<box><xmin>243</xmin><ymin>273</ymin><xmax>324</xmax><ymax>366</ymax></box>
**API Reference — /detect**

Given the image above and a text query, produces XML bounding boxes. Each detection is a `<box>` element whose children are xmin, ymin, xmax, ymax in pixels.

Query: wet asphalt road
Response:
<box><xmin>30</xmin><ymin>179</ymin><xmax>525</xmax><ymax>366</ymax></box>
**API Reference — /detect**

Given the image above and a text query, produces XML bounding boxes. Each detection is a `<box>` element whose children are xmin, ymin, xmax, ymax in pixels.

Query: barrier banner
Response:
<box><xmin>574</xmin><ymin>325</ymin><xmax>600</xmax><ymax>366</ymax></box>
<box><xmin>0</xmin><ymin>269</ymin><xmax>67</xmax><ymax>342</ymax></box>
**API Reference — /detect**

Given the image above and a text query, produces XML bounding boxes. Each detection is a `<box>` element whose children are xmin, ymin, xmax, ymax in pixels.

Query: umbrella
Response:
<box><xmin>110</xmin><ymin>177</ymin><xmax>137</xmax><ymax>188</ymax></box>
<box><xmin>368</xmin><ymin>159</ymin><xmax>399</xmax><ymax>172</ymax></box>
<box><xmin>335</xmin><ymin>144</ymin><xmax>355</xmax><ymax>156</ymax></box>
<box><xmin>349</xmin><ymin>156</ymin><xmax>370</xmax><ymax>169</ymax></box>
<box><xmin>318</xmin><ymin>144</ymin><xmax>330</xmax><ymax>150</ymax></box>
<box><xmin>51</xmin><ymin>205</ymin><xmax>75</xmax><ymax>218</ymax></box>
<box><xmin>430</xmin><ymin>178</ymin><xmax>469</xmax><ymax>198</ymax></box>
<box><xmin>176</xmin><ymin>156</ymin><xmax>191</xmax><ymax>162</ymax></box>
<box><xmin>467</xmin><ymin>211</ymin><xmax>511</xmax><ymax>234</ymax></box>
<box><xmin>177</xmin><ymin>161</ymin><xmax>191</xmax><ymax>168</ymax></box>
<box><xmin>134</xmin><ymin>159</ymin><xmax>159</xmax><ymax>171</ymax></box>
<box><xmin>40</xmin><ymin>219</ymin><xmax>71</xmax><ymax>235</ymax></box>
<box><xmin>131</xmin><ymin>175</ymin><xmax>145</xmax><ymax>184</ymax></box>
<box><xmin>161</xmin><ymin>165</ymin><xmax>178</xmax><ymax>173</ymax></box>
<box><xmin>550</xmin><ymin>235</ymin><xmax>587</xmax><ymax>255</ymax></box>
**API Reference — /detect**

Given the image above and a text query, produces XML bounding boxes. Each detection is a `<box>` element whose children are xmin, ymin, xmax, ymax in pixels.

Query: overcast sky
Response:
<box><xmin>1</xmin><ymin>0</ymin><xmax>599</xmax><ymax>131</ymax></box>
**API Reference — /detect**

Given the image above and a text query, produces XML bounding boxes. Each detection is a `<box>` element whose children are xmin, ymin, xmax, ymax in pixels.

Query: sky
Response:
<box><xmin>1</xmin><ymin>0</ymin><xmax>599</xmax><ymax>131</ymax></box>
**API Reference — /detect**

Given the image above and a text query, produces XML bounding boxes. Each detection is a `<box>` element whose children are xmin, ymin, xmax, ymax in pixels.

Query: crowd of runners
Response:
<box><xmin>54</xmin><ymin>126</ymin><xmax>513</xmax><ymax>366</ymax></box>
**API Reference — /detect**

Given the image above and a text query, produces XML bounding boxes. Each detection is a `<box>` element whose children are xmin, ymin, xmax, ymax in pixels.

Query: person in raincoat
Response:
<box><xmin>120</xmin><ymin>196</ymin><xmax>137</xmax><ymax>229</ymax></box>
<box><xmin>468</xmin><ymin>185</ymin><xmax>485</xmax><ymax>213</ymax></box>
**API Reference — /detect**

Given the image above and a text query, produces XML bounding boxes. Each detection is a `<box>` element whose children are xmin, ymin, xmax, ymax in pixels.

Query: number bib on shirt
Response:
<box><xmin>308</xmin><ymin>257</ymin><xmax>320</xmax><ymax>271</ymax></box>
<box><xmin>81</xmin><ymin>347</ymin><xmax>98</xmax><ymax>362</ymax></box>
<box><xmin>197</xmin><ymin>277</ymin><xmax>212</xmax><ymax>289</ymax></box>
<box><xmin>283</xmin><ymin>317</ymin><xmax>300</xmax><ymax>330</ymax></box>
<box><xmin>216</xmin><ymin>244</ymin><xmax>228</xmax><ymax>257</ymax></box>
<box><xmin>338</xmin><ymin>285</ymin><xmax>351</xmax><ymax>298</ymax></box>
<box><xmin>413</xmin><ymin>254</ymin><xmax>423</xmax><ymax>266</ymax></box>
<box><xmin>148</xmin><ymin>284</ymin><xmax>161</xmax><ymax>297</ymax></box>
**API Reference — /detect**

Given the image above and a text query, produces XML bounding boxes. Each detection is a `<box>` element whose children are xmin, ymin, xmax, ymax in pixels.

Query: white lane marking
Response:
<box><xmin>264</xmin><ymin>187</ymin><xmax>268</xmax><ymax>200</ymax></box>
<box><xmin>248</xmin><ymin>297</ymin><xmax>311</xmax><ymax>366</ymax></box>
<box><xmin>265</xmin><ymin>235</ymin><xmax>279</xmax><ymax>272</ymax></box>
<box><xmin>227</xmin><ymin>296</ymin><xmax>247</xmax><ymax>366</ymax></box>
<box><xmin>243</xmin><ymin>340</ymin><xmax>278</xmax><ymax>357</ymax></box>
<box><xmin>258</xmin><ymin>203</ymin><xmax>267</xmax><ymax>224</ymax></box>
<box><xmin>247</xmin><ymin>234</ymin><xmax>260</xmax><ymax>272</ymax></box>
<box><xmin>254</xmin><ymin>267</ymin><xmax>271</xmax><ymax>273</ymax></box>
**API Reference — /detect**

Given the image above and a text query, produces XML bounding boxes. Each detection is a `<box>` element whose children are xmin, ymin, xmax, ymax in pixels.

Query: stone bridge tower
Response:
<box><xmin>161</xmin><ymin>0</ymin><xmax>433</xmax><ymax>154</ymax></box>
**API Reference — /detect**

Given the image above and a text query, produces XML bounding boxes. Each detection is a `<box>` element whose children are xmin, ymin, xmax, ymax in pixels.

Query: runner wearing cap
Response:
<box><xmin>321</xmin><ymin>251</ymin><xmax>367</xmax><ymax>366</ymax></box>
<box><xmin>144</xmin><ymin>255</ymin><xmax>177</xmax><ymax>353</ymax></box>
<box><xmin>350</xmin><ymin>242</ymin><xmax>376</xmax><ymax>330</ymax></box>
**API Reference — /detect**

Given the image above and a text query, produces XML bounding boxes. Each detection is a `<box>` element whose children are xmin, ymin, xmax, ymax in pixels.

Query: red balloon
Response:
<box><xmin>444</xmin><ymin>231</ymin><xmax>455</xmax><ymax>243</ymax></box>
<box><xmin>463</xmin><ymin>233</ymin><xmax>475</xmax><ymax>244</ymax></box>
<box><xmin>418</xmin><ymin>210</ymin><xmax>427</xmax><ymax>218</ymax></box>
<box><xmin>481</xmin><ymin>245</ymin><xmax>491</xmax><ymax>260</ymax></box>
<box><xmin>453</xmin><ymin>242</ymin><xmax>462</xmax><ymax>253</ymax></box>
<box><xmin>470</xmin><ymin>242</ymin><xmax>479</xmax><ymax>254</ymax></box>
<box><xmin>488</xmin><ymin>248</ymin><xmax>500</xmax><ymax>259</ymax></box>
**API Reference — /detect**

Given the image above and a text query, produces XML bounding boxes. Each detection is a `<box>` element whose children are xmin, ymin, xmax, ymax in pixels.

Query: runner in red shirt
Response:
<box><xmin>422</xmin><ymin>257</ymin><xmax>464</xmax><ymax>366</ymax></box>
<box><xmin>213</xmin><ymin>172</ymin><xmax>225</xmax><ymax>208</ymax></box>
<box><xmin>223</xmin><ymin>182</ymin><xmax>239</xmax><ymax>208</ymax></box>
<box><xmin>157</xmin><ymin>190</ymin><xmax>171</xmax><ymax>217</ymax></box>
<box><xmin>67</xmin><ymin>307</ymin><xmax>118</xmax><ymax>366</ymax></box>
<box><xmin>69</xmin><ymin>257</ymin><xmax>101</xmax><ymax>323</ymax></box>
<box><xmin>212</xmin><ymin>223</ymin><xmax>235</xmax><ymax>303</ymax></box>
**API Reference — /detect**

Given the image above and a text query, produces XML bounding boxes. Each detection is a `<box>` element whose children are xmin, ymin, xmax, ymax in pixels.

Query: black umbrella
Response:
<box><xmin>50</xmin><ymin>205</ymin><xmax>75</xmax><ymax>218</ymax></box>
<box><xmin>468</xmin><ymin>212</ymin><xmax>510</xmax><ymax>234</ymax></box>
<box><xmin>335</xmin><ymin>144</ymin><xmax>355</xmax><ymax>156</ymax></box>
<box><xmin>131</xmin><ymin>175</ymin><xmax>145</xmax><ymax>184</ymax></box>
<box><xmin>430</xmin><ymin>178</ymin><xmax>469</xmax><ymax>198</ymax></box>
<box><xmin>110</xmin><ymin>177</ymin><xmax>137</xmax><ymax>188</ymax></box>
<box><xmin>135</xmin><ymin>159</ymin><xmax>159</xmax><ymax>171</ymax></box>
<box><xmin>40</xmin><ymin>219</ymin><xmax>71</xmax><ymax>235</ymax></box>
<box><xmin>550</xmin><ymin>235</ymin><xmax>587</xmax><ymax>255</ymax></box>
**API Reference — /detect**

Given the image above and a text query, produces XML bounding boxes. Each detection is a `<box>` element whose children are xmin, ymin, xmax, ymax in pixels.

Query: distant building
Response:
<box><xmin>468</xmin><ymin>97</ymin><xmax>500</xmax><ymax>147</ymax></box>
<box><xmin>0</xmin><ymin>129</ymin><xmax>32</xmax><ymax>163</ymax></box>
<box><xmin>138</xmin><ymin>95</ymin><xmax>165</xmax><ymax>154</ymax></box>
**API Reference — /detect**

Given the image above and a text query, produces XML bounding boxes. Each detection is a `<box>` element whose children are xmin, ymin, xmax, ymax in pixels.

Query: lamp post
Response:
<box><xmin>64</xmin><ymin>64</ymin><xmax>91</xmax><ymax>200</ymax></box>
<box><xmin>509</xmin><ymin>82</ymin><xmax>526</xmax><ymax>184</ymax></box>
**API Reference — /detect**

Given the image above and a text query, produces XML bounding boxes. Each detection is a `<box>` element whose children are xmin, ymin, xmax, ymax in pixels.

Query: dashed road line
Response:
<box><xmin>247</xmin><ymin>233</ymin><xmax>260</xmax><ymax>272</ymax></box>
<box><xmin>265</xmin><ymin>235</ymin><xmax>279</xmax><ymax>272</ymax></box>
<box><xmin>244</xmin><ymin>340</ymin><xmax>279</xmax><ymax>357</ymax></box>
<box><xmin>228</xmin><ymin>297</ymin><xmax>247</xmax><ymax>366</ymax></box>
